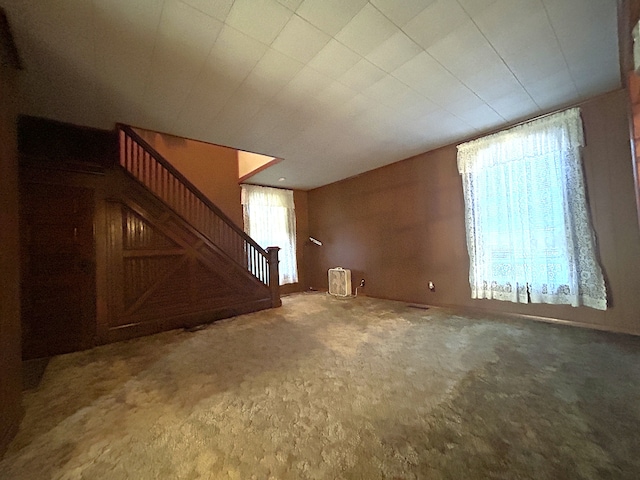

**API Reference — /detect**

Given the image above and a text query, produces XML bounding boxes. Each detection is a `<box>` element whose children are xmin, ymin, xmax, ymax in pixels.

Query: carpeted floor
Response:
<box><xmin>1</xmin><ymin>292</ymin><xmax>639</xmax><ymax>479</ymax></box>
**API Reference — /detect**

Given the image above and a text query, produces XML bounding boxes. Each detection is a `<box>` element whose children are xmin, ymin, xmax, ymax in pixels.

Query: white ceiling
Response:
<box><xmin>4</xmin><ymin>0</ymin><xmax>621</xmax><ymax>190</ymax></box>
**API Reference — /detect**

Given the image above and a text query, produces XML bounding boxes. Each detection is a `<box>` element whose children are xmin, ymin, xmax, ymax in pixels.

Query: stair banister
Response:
<box><xmin>117</xmin><ymin>124</ymin><xmax>279</xmax><ymax>306</ymax></box>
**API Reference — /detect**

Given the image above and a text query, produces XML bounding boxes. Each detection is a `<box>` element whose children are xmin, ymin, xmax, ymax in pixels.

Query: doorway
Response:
<box><xmin>20</xmin><ymin>182</ymin><xmax>95</xmax><ymax>359</ymax></box>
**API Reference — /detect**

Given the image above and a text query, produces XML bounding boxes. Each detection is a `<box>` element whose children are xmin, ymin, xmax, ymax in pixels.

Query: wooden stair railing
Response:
<box><xmin>117</xmin><ymin>125</ymin><xmax>280</xmax><ymax>307</ymax></box>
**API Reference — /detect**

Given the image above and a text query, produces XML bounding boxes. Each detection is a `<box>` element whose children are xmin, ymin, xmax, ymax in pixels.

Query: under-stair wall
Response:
<box><xmin>18</xmin><ymin>117</ymin><xmax>280</xmax><ymax>355</ymax></box>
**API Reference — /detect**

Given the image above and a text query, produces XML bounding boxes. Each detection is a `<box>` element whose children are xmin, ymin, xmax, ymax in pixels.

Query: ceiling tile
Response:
<box><xmin>93</xmin><ymin>0</ymin><xmax>164</xmax><ymax>44</ymax></box>
<box><xmin>309</xmin><ymin>81</ymin><xmax>359</xmax><ymax>114</ymax></box>
<box><xmin>543</xmin><ymin>0</ymin><xmax>620</xmax><ymax>96</ymax></box>
<box><xmin>404</xmin><ymin>0</ymin><xmax>469</xmax><ymax>50</ymax></box>
<box><xmin>148</xmin><ymin>0</ymin><xmax>222</xmax><ymax>71</ymax></box>
<box><xmin>25</xmin><ymin>0</ymin><xmax>96</xmax><ymax>44</ymax></box>
<box><xmin>473</xmin><ymin>0</ymin><xmax>552</xmax><ymax>60</ymax></box>
<box><xmin>206</xmin><ymin>25</ymin><xmax>269</xmax><ymax>81</ymax></box>
<box><xmin>507</xmin><ymin>46</ymin><xmax>567</xmax><ymax>85</ymax></box>
<box><xmin>338</xmin><ymin>58</ymin><xmax>387</xmax><ymax>91</ymax></box>
<box><xmin>366</xmin><ymin>31</ymin><xmax>423</xmax><ymax>73</ymax></box>
<box><xmin>246</xmin><ymin>102</ymin><xmax>305</xmax><ymax>150</ymax></box>
<box><xmin>445</xmin><ymin>99</ymin><xmax>504</xmax><ymax>131</ymax></box>
<box><xmin>464</xmin><ymin>68</ymin><xmax>532</xmax><ymax>104</ymax></box>
<box><xmin>271</xmin><ymin>15</ymin><xmax>330</xmax><ymax>63</ymax></box>
<box><xmin>4</xmin><ymin>0</ymin><xmax>622</xmax><ymax>190</ymax></box>
<box><xmin>209</xmin><ymin>87</ymin><xmax>268</xmax><ymax>144</ymax></box>
<box><xmin>244</xmin><ymin>48</ymin><xmax>305</xmax><ymax>98</ymax></box>
<box><xmin>393</xmin><ymin>52</ymin><xmax>477</xmax><ymax>105</ymax></box>
<box><xmin>172</xmin><ymin>26</ymin><xmax>268</xmax><ymax>130</ymax></box>
<box><xmin>275</xmin><ymin>66</ymin><xmax>333</xmax><ymax>104</ymax></box>
<box><xmin>179</xmin><ymin>0</ymin><xmax>233</xmax><ymax>22</ymax></box>
<box><xmin>362</xmin><ymin>75</ymin><xmax>423</xmax><ymax>109</ymax></box>
<box><xmin>144</xmin><ymin>2</ymin><xmax>224</xmax><ymax>117</ymax></box>
<box><xmin>414</xmin><ymin>108</ymin><xmax>475</xmax><ymax>142</ymax></box>
<box><xmin>369</xmin><ymin>0</ymin><xmax>435</xmax><ymax>27</ymax></box>
<box><xmin>397</xmin><ymin>96</ymin><xmax>440</xmax><ymax>121</ymax></box>
<box><xmin>488</xmin><ymin>91</ymin><xmax>540</xmax><ymax>121</ymax></box>
<box><xmin>573</xmin><ymin>68</ymin><xmax>620</xmax><ymax>100</ymax></box>
<box><xmin>338</xmin><ymin>94</ymin><xmax>373</xmax><ymax>119</ymax></box>
<box><xmin>93</xmin><ymin>6</ymin><xmax>158</xmax><ymax>91</ymax></box>
<box><xmin>456</xmin><ymin>0</ymin><xmax>499</xmax><ymax>18</ymax></box>
<box><xmin>296</xmin><ymin>0</ymin><xmax>368</xmax><ymax>36</ymax></box>
<box><xmin>276</xmin><ymin>0</ymin><xmax>304</xmax><ymax>11</ymax></box>
<box><xmin>308</xmin><ymin>40</ymin><xmax>362</xmax><ymax>79</ymax></box>
<box><xmin>427</xmin><ymin>21</ymin><xmax>502</xmax><ymax>80</ymax></box>
<box><xmin>335</xmin><ymin>3</ymin><xmax>399</xmax><ymax>56</ymax></box>
<box><xmin>524</xmin><ymin>70</ymin><xmax>580</xmax><ymax>108</ymax></box>
<box><xmin>225</xmin><ymin>0</ymin><xmax>293</xmax><ymax>45</ymax></box>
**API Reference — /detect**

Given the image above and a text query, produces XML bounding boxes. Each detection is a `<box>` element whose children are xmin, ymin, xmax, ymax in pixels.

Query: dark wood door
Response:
<box><xmin>21</xmin><ymin>183</ymin><xmax>95</xmax><ymax>359</ymax></box>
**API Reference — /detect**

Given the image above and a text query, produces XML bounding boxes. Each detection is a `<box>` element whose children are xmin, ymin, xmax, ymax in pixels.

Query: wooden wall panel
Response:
<box><xmin>20</xmin><ymin>182</ymin><xmax>96</xmax><ymax>359</ymax></box>
<box><xmin>123</xmin><ymin>256</ymin><xmax>184</xmax><ymax>310</ymax></box>
<box><xmin>0</xmin><ymin>17</ymin><xmax>21</xmax><ymax>456</ymax></box>
<box><xmin>16</xmin><ymin>116</ymin><xmax>279</xmax><ymax>353</ymax></box>
<box><xmin>104</xmin><ymin>191</ymin><xmax>273</xmax><ymax>343</ymax></box>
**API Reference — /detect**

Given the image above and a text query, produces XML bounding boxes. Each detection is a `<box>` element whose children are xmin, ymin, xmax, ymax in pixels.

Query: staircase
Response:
<box><xmin>19</xmin><ymin>116</ymin><xmax>281</xmax><ymax>349</ymax></box>
<box><xmin>118</xmin><ymin>126</ymin><xmax>279</xmax><ymax>294</ymax></box>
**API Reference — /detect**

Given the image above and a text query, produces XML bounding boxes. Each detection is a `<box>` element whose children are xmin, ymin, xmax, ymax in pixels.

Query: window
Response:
<box><xmin>241</xmin><ymin>184</ymin><xmax>298</xmax><ymax>285</ymax></box>
<box><xmin>456</xmin><ymin>108</ymin><xmax>606</xmax><ymax>310</ymax></box>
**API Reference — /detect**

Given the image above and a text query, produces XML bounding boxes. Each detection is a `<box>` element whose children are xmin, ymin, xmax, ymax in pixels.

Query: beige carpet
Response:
<box><xmin>1</xmin><ymin>292</ymin><xmax>639</xmax><ymax>479</ymax></box>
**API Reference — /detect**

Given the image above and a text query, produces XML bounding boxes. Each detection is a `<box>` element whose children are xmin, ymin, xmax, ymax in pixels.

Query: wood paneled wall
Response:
<box><xmin>101</xmin><ymin>170</ymin><xmax>273</xmax><ymax>343</ymax></box>
<box><xmin>0</xmin><ymin>26</ymin><xmax>22</xmax><ymax>456</ymax></box>
<box><xmin>18</xmin><ymin>118</ymin><xmax>278</xmax><ymax>352</ymax></box>
<box><xmin>308</xmin><ymin>90</ymin><xmax>640</xmax><ymax>335</ymax></box>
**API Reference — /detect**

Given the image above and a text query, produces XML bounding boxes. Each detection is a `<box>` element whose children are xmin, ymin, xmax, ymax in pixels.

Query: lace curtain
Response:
<box><xmin>457</xmin><ymin>108</ymin><xmax>607</xmax><ymax>310</ymax></box>
<box><xmin>241</xmin><ymin>185</ymin><xmax>298</xmax><ymax>285</ymax></box>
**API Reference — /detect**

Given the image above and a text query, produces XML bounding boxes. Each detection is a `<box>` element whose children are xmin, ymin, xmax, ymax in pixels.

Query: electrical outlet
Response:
<box><xmin>428</xmin><ymin>281</ymin><xmax>435</xmax><ymax>292</ymax></box>
<box><xmin>360</xmin><ymin>279</ymin><xmax>365</xmax><ymax>287</ymax></box>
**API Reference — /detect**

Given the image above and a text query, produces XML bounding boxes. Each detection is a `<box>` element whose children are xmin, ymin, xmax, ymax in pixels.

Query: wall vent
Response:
<box><xmin>328</xmin><ymin>267</ymin><xmax>351</xmax><ymax>297</ymax></box>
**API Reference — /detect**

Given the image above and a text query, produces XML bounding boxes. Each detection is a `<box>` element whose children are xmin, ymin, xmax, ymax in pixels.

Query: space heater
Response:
<box><xmin>328</xmin><ymin>267</ymin><xmax>351</xmax><ymax>297</ymax></box>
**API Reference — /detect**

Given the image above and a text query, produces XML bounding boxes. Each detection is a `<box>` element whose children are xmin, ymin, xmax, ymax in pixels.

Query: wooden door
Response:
<box><xmin>21</xmin><ymin>183</ymin><xmax>95</xmax><ymax>359</ymax></box>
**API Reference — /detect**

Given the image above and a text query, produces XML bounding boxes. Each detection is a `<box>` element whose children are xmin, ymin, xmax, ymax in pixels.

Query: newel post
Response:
<box><xmin>266</xmin><ymin>247</ymin><xmax>281</xmax><ymax>307</ymax></box>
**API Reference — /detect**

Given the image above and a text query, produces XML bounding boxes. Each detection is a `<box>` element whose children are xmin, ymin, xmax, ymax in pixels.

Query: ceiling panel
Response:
<box><xmin>296</xmin><ymin>0</ymin><xmax>368</xmax><ymax>36</ymax></box>
<box><xmin>225</xmin><ymin>0</ymin><xmax>292</xmax><ymax>44</ymax></box>
<box><xmin>142</xmin><ymin>1</ymin><xmax>223</xmax><ymax>122</ymax></box>
<box><xmin>271</xmin><ymin>15</ymin><xmax>330</xmax><ymax>63</ymax></box>
<box><xmin>243</xmin><ymin>48</ymin><xmax>305</xmax><ymax>98</ymax></box>
<box><xmin>366</xmin><ymin>31</ymin><xmax>423</xmax><ymax>73</ymax></box>
<box><xmin>404</xmin><ymin>0</ymin><xmax>469</xmax><ymax>50</ymax></box>
<box><xmin>2</xmin><ymin>0</ymin><xmax>622</xmax><ymax>190</ymax></box>
<box><xmin>544</xmin><ymin>0</ymin><xmax>620</xmax><ymax>98</ymax></box>
<box><xmin>180</xmin><ymin>0</ymin><xmax>234</xmax><ymax>22</ymax></box>
<box><xmin>362</xmin><ymin>75</ymin><xmax>424</xmax><ymax>110</ymax></box>
<box><xmin>456</xmin><ymin>0</ymin><xmax>499</xmax><ymax>17</ymax></box>
<box><xmin>487</xmin><ymin>91</ymin><xmax>539</xmax><ymax>122</ymax></box>
<box><xmin>427</xmin><ymin>21</ymin><xmax>507</xmax><ymax>83</ymax></box>
<box><xmin>338</xmin><ymin>58</ymin><xmax>387</xmax><ymax>92</ymax></box>
<box><xmin>308</xmin><ymin>40</ymin><xmax>361</xmax><ymax>79</ymax></box>
<box><xmin>277</xmin><ymin>0</ymin><xmax>303</xmax><ymax>10</ymax></box>
<box><xmin>335</xmin><ymin>3</ymin><xmax>398</xmax><ymax>56</ymax></box>
<box><xmin>369</xmin><ymin>0</ymin><xmax>435</xmax><ymax>27</ymax></box>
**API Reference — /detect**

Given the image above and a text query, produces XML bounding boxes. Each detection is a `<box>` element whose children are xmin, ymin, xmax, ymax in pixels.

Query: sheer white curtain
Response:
<box><xmin>457</xmin><ymin>108</ymin><xmax>607</xmax><ymax>310</ymax></box>
<box><xmin>241</xmin><ymin>185</ymin><xmax>298</xmax><ymax>285</ymax></box>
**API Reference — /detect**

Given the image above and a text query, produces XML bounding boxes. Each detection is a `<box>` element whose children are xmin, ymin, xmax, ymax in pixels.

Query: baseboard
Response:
<box><xmin>104</xmin><ymin>298</ymin><xmax>274</xmax><ymax>344</ymax></box>
<box><xmin>415</xmin><ymin>302</ymin><xmax>640</xmax><ymax>337</ymax></box>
